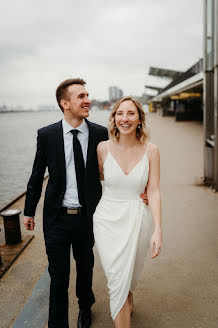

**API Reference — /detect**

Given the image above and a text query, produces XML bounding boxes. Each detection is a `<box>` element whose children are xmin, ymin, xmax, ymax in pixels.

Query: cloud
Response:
<box><xmin>0</xmin><ymin>0</ymin><xmax>203</xmax><ymax>106</ymax></box>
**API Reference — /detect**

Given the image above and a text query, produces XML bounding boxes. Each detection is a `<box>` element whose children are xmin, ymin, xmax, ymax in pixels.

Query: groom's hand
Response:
<box><xmin>140</xmin><ymin>188</ymin><xmax>149</xmax><ymax>206</ymax></box>
<box><xmin>23</xmin><ymin>216</ymin><xmax>35</xmax><ymax>230</ymax></box>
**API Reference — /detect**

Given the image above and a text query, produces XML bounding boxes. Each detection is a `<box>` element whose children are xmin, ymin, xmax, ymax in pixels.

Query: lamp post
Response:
<box><xmin>214</xmin><ymin>0</ymin><xmax>218</xmax><ymax>190</ymax></box>
<box><xmin>204</xmin><ymin>0</ymin><xmax>218</xmax><ymax>190</ymax></box>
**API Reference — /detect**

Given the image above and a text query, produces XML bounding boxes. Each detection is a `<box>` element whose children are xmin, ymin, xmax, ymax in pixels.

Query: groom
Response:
<box><xmin>23</xmin><ymin>78</ymin><xmax>108</xmax><ymax>328</ymax></box>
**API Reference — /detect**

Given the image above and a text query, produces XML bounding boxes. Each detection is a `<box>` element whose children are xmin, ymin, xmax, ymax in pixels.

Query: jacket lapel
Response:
<box><xmin>55</xmin><ymin>120</ymin><xmax>66</xmax><ymax>189</ymax></box>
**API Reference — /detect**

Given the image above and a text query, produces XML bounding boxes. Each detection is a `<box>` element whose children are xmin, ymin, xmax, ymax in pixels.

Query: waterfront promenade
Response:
<box><xmin>0</xmin><ymin>113</ymin><xmax>217</xmax><ymax>328</ymax></box>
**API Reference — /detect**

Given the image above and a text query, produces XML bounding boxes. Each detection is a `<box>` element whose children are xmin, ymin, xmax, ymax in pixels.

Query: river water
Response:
<box><xmin>0</xmin><ymin>110</ymin><xmax>110</xmax><ymax>209</ymax></box>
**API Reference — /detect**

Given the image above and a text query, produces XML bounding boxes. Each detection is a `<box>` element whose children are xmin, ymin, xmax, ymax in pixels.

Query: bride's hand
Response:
<box><xmin>150</xmin><ymin>230</ymin><xmax>162</xmax><ymax>258</ymax></box>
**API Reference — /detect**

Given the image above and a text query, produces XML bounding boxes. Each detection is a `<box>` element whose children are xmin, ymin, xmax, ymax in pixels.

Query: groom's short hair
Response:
<box><xmin>56</xmin><ymin>78</ymin><xmax>86</xmax><ymax>112</ymax></box>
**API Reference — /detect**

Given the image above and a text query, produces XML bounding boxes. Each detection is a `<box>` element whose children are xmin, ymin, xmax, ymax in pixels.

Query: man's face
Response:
<box><xmin>63</xmin><ymin>84</ymin><xmax>90</xmax><ymax>119</ymax></box>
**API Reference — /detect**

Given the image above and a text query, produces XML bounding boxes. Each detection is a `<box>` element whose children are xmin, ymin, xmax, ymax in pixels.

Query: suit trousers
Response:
<box><xmin>45</xmin><ymin>211</ymin><xmax>95</xmax><ymax>328</ymax></box>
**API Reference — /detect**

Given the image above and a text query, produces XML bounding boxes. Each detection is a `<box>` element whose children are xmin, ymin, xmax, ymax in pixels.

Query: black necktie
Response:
<box><xmin>70</xmin><ymin>129</ymin><xmax>85</xmax><ymax>205</ymax></box>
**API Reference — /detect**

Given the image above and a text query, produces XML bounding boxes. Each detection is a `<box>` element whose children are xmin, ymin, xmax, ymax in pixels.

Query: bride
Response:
<box><xmin>93</xmin><ymin>97</ymin><xmax>162</xmax><ymax>328</ymax></box>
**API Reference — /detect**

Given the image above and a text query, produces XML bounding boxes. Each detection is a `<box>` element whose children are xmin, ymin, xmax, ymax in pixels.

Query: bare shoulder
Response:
<box><xmin>147</xmin><ymin>142</ymin><xmax>160</xmax><ymax>158</ymax></box>
<box><xmin>97</xmin><ymin>140</ymin><xmax>108</xmax><ymax>152</ymax></box>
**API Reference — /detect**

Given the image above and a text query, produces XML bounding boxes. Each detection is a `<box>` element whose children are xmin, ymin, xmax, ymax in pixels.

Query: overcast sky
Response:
<box><xmin>0</xmin><ymin>0</ymin><xmax>203</xmax><ymax>108</ymax></box>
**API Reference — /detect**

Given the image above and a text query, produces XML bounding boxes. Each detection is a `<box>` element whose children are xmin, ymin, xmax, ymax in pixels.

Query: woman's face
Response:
<box><xmin>115</xmin><ymin>100</ymin><xmax>140</xmax><ymax>137</ymax></box>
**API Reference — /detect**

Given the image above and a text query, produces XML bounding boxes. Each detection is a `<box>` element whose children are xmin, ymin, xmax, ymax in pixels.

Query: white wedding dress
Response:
<box><xmin>93</xmin><ymin>141</ymin><xmax>153</xmax><ymax>321</ymax></box>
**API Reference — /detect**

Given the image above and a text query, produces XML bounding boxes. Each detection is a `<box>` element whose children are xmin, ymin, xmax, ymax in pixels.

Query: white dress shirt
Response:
<box><xmin>62</xmin><ymin>118</ymin><xmax>89</xmax><ymax>208</ymax></box>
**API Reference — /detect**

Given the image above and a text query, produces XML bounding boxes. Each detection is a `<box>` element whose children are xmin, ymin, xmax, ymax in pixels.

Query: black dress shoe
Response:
<box><xmin>77</xmin><ymin>309</ymin><xmax>91</xmax><ymax>328</ymax></box>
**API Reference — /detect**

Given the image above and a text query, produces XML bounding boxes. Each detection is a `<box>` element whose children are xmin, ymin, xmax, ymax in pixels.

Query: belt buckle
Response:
<box><xmin>67</xmin><ymin>208</ymin><xmax>79</xmax><ymax>215</ymax></box>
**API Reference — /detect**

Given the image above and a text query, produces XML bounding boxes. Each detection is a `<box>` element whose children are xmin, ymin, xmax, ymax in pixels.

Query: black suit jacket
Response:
<box><xmin>24</xmin><ymin>119</ymin><xmax>108</xmax><ymax>239</ymax></box>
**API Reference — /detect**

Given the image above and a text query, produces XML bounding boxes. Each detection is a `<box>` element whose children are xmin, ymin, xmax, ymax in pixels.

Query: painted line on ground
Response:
<box><xmin>12</xmin><ymin>267</ymin><xmax>49</xmax><ymax>328</ymax></box>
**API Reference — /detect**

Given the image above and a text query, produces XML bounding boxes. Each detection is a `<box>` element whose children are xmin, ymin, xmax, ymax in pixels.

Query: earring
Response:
<box><xmin>136</xmin><ymin>124</ymin><xmax>141</xmax><ymax>137</ymax></box>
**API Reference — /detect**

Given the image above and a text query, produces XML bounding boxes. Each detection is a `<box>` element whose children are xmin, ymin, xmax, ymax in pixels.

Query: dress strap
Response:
<box><xmin>146</xmin><ymin>142</ymin><xmax>150</xmax><ymax>154</ymax></box>
<box><xmin>107</xmin><ymin>140</ymin><xmax>111</xmax><ymax>153</ymax></box>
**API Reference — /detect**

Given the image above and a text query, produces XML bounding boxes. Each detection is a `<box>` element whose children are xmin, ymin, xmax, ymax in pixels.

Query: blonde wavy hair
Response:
<box><xmin>108</xmin><ymin>97</ymin><xmax>150</xmax><ymax>142</ymax></box>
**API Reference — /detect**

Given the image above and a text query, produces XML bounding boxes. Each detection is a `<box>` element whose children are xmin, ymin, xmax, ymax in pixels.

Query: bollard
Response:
<box><xmin>0</xmin><ymin>209</ymin><xmax>22</xmax><ymax>245</ymax></box>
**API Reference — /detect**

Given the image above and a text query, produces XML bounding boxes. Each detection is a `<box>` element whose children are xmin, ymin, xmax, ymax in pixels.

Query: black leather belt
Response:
<box><xmin>61</xmin><ymin>206</ymin><xmax>83</xmax><ymax>215</ymax></box>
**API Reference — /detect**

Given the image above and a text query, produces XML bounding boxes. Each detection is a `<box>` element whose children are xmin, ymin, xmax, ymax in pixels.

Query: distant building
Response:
<box><xmin>0</xmin><ymin>105</ymin><xmax>7</xmax><ymax>112</ymax></box>
<box><xmin>37</xmin><ymin>104</ymin><xmax>57</xmax><ymax>111</ymax></box>
<box><xmin>109</xmin><ymin>86</ymin><xmax>123</xmax><ymax>101</ymax></box>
